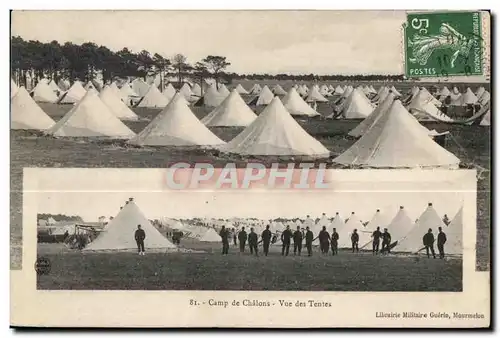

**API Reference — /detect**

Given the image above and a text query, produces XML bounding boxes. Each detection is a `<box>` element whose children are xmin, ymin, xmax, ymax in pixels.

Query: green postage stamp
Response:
<box><xmin>404</xmin><ymin>11</ymin><xmax>483</xmax><ymax>78</ymax></box>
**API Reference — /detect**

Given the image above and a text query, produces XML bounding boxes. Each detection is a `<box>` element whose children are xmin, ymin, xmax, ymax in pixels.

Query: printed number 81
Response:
<box><xmin>411</xmin><ymin>18</ymin><xmax>429</xmax><ymax>34</ymax></box>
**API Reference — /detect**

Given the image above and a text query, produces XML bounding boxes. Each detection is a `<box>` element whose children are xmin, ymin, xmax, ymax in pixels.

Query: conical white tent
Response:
<box><xmin>222</xmin><ymin>96</ymin><xmax>330</xmax><ymax>157</ymax></box>
<box><xmin>163</xmin><ymin>83</ymin><xmax>177</xmax><ymax>102</ymax></box>
<box><xmin>341</xmin><ymin>86</ymin><xmax>354</xmax><ymax>99</ymax></box>
<box><xmin>179</xmin><ymin>83</ymin><xmax>194</xmax><ymax>100</ymax></box>
<box><xmin>11</xmin><ymin>87</ymin><xmax>55</xmax><ymax>130</ymax></box>
<box><xmin>330</xmin><ymin>213</ymin><xmax>345</xmax><ymax>232</ymax></box>
<box><xmin>478</xmin><ymin>90</ymin><xmax>490</xmax><ymax>105</ymax></box>
<box><xmin>251</xmin><ymin>85</ymin><xmax>274</xmax><ymax>106</ymax></box>
<box><xmin>338</xmin><ymin>212</ymin><xmax>366</xmax><ymax>248</ymax></box>
<box><xmin>438</xmin><ymin>86</ymin><xmax>451</xmax><ymax>98</ymax></box>
<box><xmin>408</xmin><ymin>96</ymin><xmax>453</xmax><ymax>122</ymax></box>
<box><xmin>84</xmin><ymin>198</ymin><xmax>176</xmax><ymax>251</ymax></box>
<box><xmin>272</xmin><ymin>84</ymin><xmax>287</xmax><ymax>96</ymax></box>
<box><xmin>475</xmin><ymin>87</ymin><xmax>485</xmax><ymax>98</ymax></box>
<box><xmin>320</xmin><ymin>84</ymin><xmax>330</xmax><ymax>96</ymax></box>
<box><xmin>32</xmin><ymin>80</ymin><xmax>59</xmax><ymax>103</ymax></box>
<box><xmin>248</xmin><ymin>84</ymin><xmax>262</xmax><ymax>95</ymax></box>
<box><xmin>199</xmin><ymin>228</ymin><xmax>221</xmax><ymax>242</ymax></box>
<box><xmin>130</xmin><ymin>93</ymin><xmax>224</xmax><ymax>147</ymax></box>
<box><xmin>282</xmin><ymin>87</ymin><xmax>320</xmax><ymax>117</ymax></box>
<box><xmin>390</xmin><ymin>86</ymin><xmax>402</xmax><ymax>96</ymax></box>
<box><xmin>333</xmin><ymin>100</ymin><xmax>460</xmax><ymax>168</ymax></box>
<box><xmin>315</xmin><ymin>214</ymin><xmax>331</xmax><ymax>234</ymax></box>
<box><xmin>444</xmin><ymin>206</ymin><xmax>463</xmax><ymax>255</ymax></box>
<box><xmin>99</xmin><ymin>85</ymin><xmax>139</xmax><ymax>121</ymax></box>
<box><xmin>119</xmin><ymin>83</ymin><xmax>138</xmax><ymax>101</ymax></box>
<box><xmin>417</xmin><ymin>87</ymin><xmax>442</xmax><ymax>107</ymax></box>
<box><xmin>58</xmin><ymin>81</ymin><xmax>87</xmax><ymax>104</ymax></box>
<box><xmin>58</xmin><ymin>79</ymin><xmax>70</xmax><ymax>91</ymax></box>
<box><xmin>48</xmin><ymin>79</ymin><xmax>61</xmax><ymax>93</ymax></box>
<box><xmin>306</xmin><ymin>86</ymin><xmax>328</xmax><ymax>103</ymax></box>
<box><xmin>385</xmin><ymin>206</ymin><xmax>414</xmax><ymax>247</ymax></box>
<box><xmin>201</xmin><ymin>89</ymin><xmax>257</xmax><ymax>127</ymax></box>
<box><xmin>480</xmin><ymin>108</ymin><xmax>490</xmax><ymax>126</ymax></box>
<box><xmin>131</xmin><ymin>78</ymin><xmax>150</xmax><ymax>97</ymax></box>
<box><xmin>218</xmin><ymin>84</ymin><xmax>231</xmax><ymax>98</ymax></box>
<box><xmin>333</xmin><ymin>85</ymin><xmax>344</xmax><ymax>95</ymax></box>
<box><xmin>359</xmin><ymin>209</ymin><xmax>393</xmax><ymax>249</ymax></box>
<box><xmin>296</xmin><ymin>85</ymin><xmax>308</xmax><ymax>96</ymax></box>
<box><xmin>84</xmin><ymin>81</ymin><xmax>99</xmax><ymax>92</ymax></box>
<box><xmin>451</xmin><ymin>88</ymin><xmax>478</xmax><ymax>106</ymax></box>
<box><xmin>11</xmin><ymin>79</ymin><xmax>19</xmax><ymax>98</ymax></box>
<box><xmin>48</xmin><ymin>90</ymin><xmax>136</xmax><ymax>138</ymax></box>
<box><xmin>396</xmin><ymin>203</ymin><xmax>445</xmax><ymax>253</ymax></box>
<box><xmin>339</xmin><ymin>87</ymin><xmax>374</xmax><ymax>119</ymax></box>
<box><xmin>136</xmin><ymin>85</ymin><xmax>169</xmax><ymax>108</ymax></box>
<box><xmin>196</xmin><ymin>83</ymin><xmax>225</xmax><ymax>108</ymax></box>
<box><xmin>349</xmin><ymin>93</ymin><xmax>396</xmax><ymax>137</ymax></box>
<box><xmin>191</xmin><ymin>83</ymin><xmax>202</xmax><ymax>97</ymax></box>
<box><xmin>234</xmin><ymin>84</ymin><xmax>249</xmax><ymax>95</ymax></box>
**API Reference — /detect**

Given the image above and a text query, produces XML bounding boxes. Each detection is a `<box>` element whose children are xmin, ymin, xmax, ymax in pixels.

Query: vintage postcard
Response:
<box><xmin>10</xmin><ymin>9</ymin><xmax>491</xmax><ymax>328</ymax></box>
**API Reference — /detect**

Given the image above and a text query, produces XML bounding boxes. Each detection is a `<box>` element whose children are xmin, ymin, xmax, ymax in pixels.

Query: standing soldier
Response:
<box><xmin>437</xmin><ymin>227</ymin><xmax>447</xmax><ymax>259</ymax></box>
<box><xmin>351</xmin><ymin>229</ymin><xmax>359</xmax><ymax>253</ymax></box>
<box><xmin>423</xmin><ymin>228</ymin><xmax>436</xmax><ymax>259</ymax></box>
<box><xmin>305</xmin><ymin>226</ymin><xmax>314</xmax><ymax>256</ymax></box>
<box><xmin>331</xmin><ymin>228</ymin><xmax>339</xmax><ymax>255</ymax></box>
<box><xmin>134</xmin><ymin>224</ymin><xmax>146</xmax><ymax>256</ymax></box>
<box><xmin>261</xmin><ymin>225</ymin><xmax>272</xmax><ymax>256</ymax></box>
<box><xmin>293</xmin><ymin>226</ymin><xmax>303</xmax><ymax>256</ymax></box>
<box><xmin>219</xmin><ymin>225</ymin><xmax>230</xmax><ymax>255</ymax></box>
<box><xmin>238</xmin><ymin>227</ymin><xmax>248</xmax><ymax>253</ymax></box>
<box><xmin>318</xmin><ymin>226</ymin><xmax>331</xmax><ymax>254</ymax></box>
<box><xmin>371</xmin><ymin>226</ymin><xmax>382</xmax><ymax>255</ymax></box>
<box><xmin>281</xmin><ymin>225</ymin><xmax>293</xmax><ymax>256</ymax></box>
<box><xmin>248</xmin><ymin>228</ymin><xmax>259</xmax><ymax>256</ymax></box>
<box><xmin>381</xmin><ymin>228</ymin><xmax>391</xmax><ymax>254</ymax></box>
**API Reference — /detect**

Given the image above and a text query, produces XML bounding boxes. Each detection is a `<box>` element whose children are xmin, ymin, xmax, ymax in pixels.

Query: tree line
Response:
<box><xmin>37</xmin><ymin>213</ymin><xmax>83</xmax><ymax>222</ymax></box>
<box><xmin>11</xmin><ymin>36</ymin><xmax>405</xmax><ymax>90</ymax></box>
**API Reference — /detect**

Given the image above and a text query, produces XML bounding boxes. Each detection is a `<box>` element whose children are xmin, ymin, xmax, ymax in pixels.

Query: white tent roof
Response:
<box><xmin>386</xmin><ymin>206</ymin><xmax>414</xmax><ymax>245</ymax></box>
<box><xmin>11</xmin><ymin>79</ymin><xmax>19</xmax><ymax>98</ymax></box>
<box><xmin>334</xmin><ymin>85</ymin><xmax>344</xmax><ymax>95</ymax></box>
<box><xmin>338</xmin><ymin>212</ymin><xmax>367</xmax><ymax>248</ymax></box>
<box><xmin>372</xmin><ymin>86</ymin><xmax>390</xmax><ymax>104</ymax></box>
<box><xmin>478</xmin><ymin>91</ymin><xmax>490</xmax><ymax>105</ymax></box>
<box><xmin>58</xmin><ymin>81</ymin><xmax>87</xmax><ymax>104</ymax></box>
<box><xmin>222</xmin><ymin>96</ymin><xmax>330</xmax><ymax>157</ymax></box>
<box><xmin>272</xmin><ymin>84</ymin><xmax>287</xmax><ymax>96</ymax></box>
<box><xmin>32</xmin><ymin>80</ymin><xmax>59</xmax><ymax>103</ymax></box>
<box><xmin>365</xmin><ymin>209</ymin><xmax>392</xmax><ymax>232</ymax></box>
<box><xmin>99</xmin><ymin>85</ymin><xmax>139</xmax><ymax>121</ymax></box>
<box><xmin>445</xmin><ymin>206</ymin><xmax>463</xmax><ymax>255</ymax></box>
<box><xmin>84</xmin><ymin>198</ymin><xmax>176</xmax><ymax>251</ymax></box>
<box><xmin>408</xmin><ymin>98</ymin><xmax>453</xmax><ymax>122</ymax></box>
<box><xmin>198</xmin><ymin>83</ymin><xmax>225</xmax><ymax>108</ymax></box>
<box><xmin>163</xmin><ymin>83</ymin><xmax>177</xmax><ymax>102</ymax></box>
<box><xmin>248</xmin><ymin>84</ymin><xmax>262</xmax><ymax>95</ymax></box>
<box><xmin>130</xmin><ymin>93</ymin><xmax>224</xmax><ymax>146</ymax></box>
<box><xmin>319</xmin><ymin>84</ymin><xmax>330</xmax><ymax>96</ymax></box>
<box><xmin>201</xmin><ymin>89</ymin><xmax>257</xmax><ymax>127</ymax></box>
<box><xmin>390</xmin><ymin>86</ymin><xmax>402</xmax><ymax>96</ymax></box>
<box><xmin>179</xmin><ymin>83</ymin><xmax>194</xmax><ymax>100</ymax></box>
<box><xmin>199</xmin><ymin>228</ymin><xmax>221</xmax><ymax>242</ymax></box>
<box><xmin>48</xmin><ymin>90</ymin><xmax>136</xmax><ymax>138</ymax></box>
<box><xmin>191</xmin><ymin>83</ymin><xmax>202</xmax><ymax>97</ymax></box>
<box><xmin>296</xmin><ymin>85</ymin><xmax>308</xmax><ymax>96</ymax></box>
<box><xmin>282</xmin><ymin>87</ymin><xmax>320</xmax><ymax>117</ymax></box>
<box><xmin>136</xmin><ymin>85</ymin><xmax>170</xmax><ymax>108</ymax></box>
<box><xmin>480</xmin><ymin>108</ymin><xmax>490</xmax><ymax>126</ymax></box>
<box><xmin>475</xmin><ymin>87</ymin><xmax>485</xmax><ymax>98</ymax></box>
<box><xmin>234</xmin><ymin>84</ymin><xmax>249</xmax><ymax>95</ymax></box>
<box><xmin>451</xmin><ymin>88</ymin><xmax>478</xmax><ymax>106</ymax></box>
<box><xmin>396</xmin><ymin>203</ymin><xmax>445</xmax><ymax>253</ymax></box>
<box><xmin>416</xmin><ymin>87</ymin><xmax>442</xmax><ymax>107</ymax></box>
<box><xmin>58</xmin><ymin>79</ymin><xmax>70</xmax><ymax>91</ymax></box>
<box><xmin>438</xmin><ymin>86</ymin><xmax>451</xmax><ymax>97</ymax></box>
<box><xmin>331</xmin><ymin>213</ymin><xmax>345</xmax><ymax>231</ymax></box>
<box><xmin>48</xmin><ymin>79</ymin><xmax>61</xmax><ymax>93</ymax></box>
<box><xmin>84</xmin><ymin>81</ymin><xmax>99</xmax><ymax>92</ymax></box>
<box><xmin>11</xmin><ymin>87</ymin><xmax>55</xmax><ymax>130</ymax></box>
<box><xmin>218</xmin><ymin>84</ymin><xmax>231</xmax><ymax>98</ymax></box>
<box><xmin>333</xmin><ymin>100</ymin><xmax>460</xmax><ymax>168</ymax></box>
<box><xmin>253</xmin><ymin>85</ymin><xmax>275</xmax><ymax>106</ymax></box>
<box><xmin>339</xmin><ymin>87</ymin><xmax>374</xmax><ymax>119</ymax></box>
<box><xmin>131</xmin><ymin>78</ymin><xmax>150</xmax><ymax>97</ymax></box>
<box><xmin>341</xmin><ymin>86</ymin><xmax>354</xmax><ymax>99</ymax></box>
<box><xmin>119</xmin><ymin>82</ymin><xmax>138</xmax><ymax>102</ymax></box>
<box><xmin>306</xmin><ymin>86</ymin><xmax>329</xmax><ymax>102</ymax></box>
<box><xmin>348</xmin><ymin>93</ymin><xmax>396</xmax><ymax>137</ymax></box>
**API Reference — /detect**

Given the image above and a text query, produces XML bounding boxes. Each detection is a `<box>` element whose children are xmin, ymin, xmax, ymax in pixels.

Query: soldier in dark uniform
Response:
<box><xmin>305</xmin><ymin>226</ymin><xmax>314</xmax><ymax>256</ymax></box>
<box><xmin>351</xmin><ymin>229</ymin><xmax>359</xmax><ymax>253</ymax></box>
<box><xmin>219</xmin><ymin>225</ymin><xmax>230</xmax><ymax>255</ymax></box>
<box><xmin>381</xmin><ymin>228</ymin><xmax>391</xmax><ymax>254</ymax></box>
<box><xmin>293</xmin><ymin>226</ymin><xmax>303</xmax><ymax>255</ymax></box>
<box><xmin>248</xmin><ymin>227</ymin><xmax>258</xmax><ymax>256</ymax></box>
<box><xmin>134</xmin><ymin>224</ymin><xmax>146</xmax><ymax>255</ymax></box>
<box><xmin>281</xmin><ymin>225</ymin><xmax>293</xmax><ymax>256</ymax></box>
<box><xmin>261</xmin><ymin>225</ymin><xmax>272</xmax><ymax>256</ymax></box>
<box><xmin>318</xmin><ymin>226</ymin><xmax>331</xmax><ymax>254</ymax></box>
<box><xmin>238</xmin><ymin>227</ymin><xmax>248</xmax><ymax>253</ymax></box>
<box><xmin>331</xmin><ymin>228</ymin><xmax>339</xmax><ymax>255</ymax></box>
<box><xmin>423</xmin><ymin>228</ymin><xmax>436</xmax><ymax>258</ymax></box>
<box><xmin>437</xmin><ymin>227</ymin><xmax>447</xmax><ymax>259</ymax></box>
<box><xmin>371</xmin><ymin>226</ymin><xmax>382</xmax><ymax>255</ymax></box>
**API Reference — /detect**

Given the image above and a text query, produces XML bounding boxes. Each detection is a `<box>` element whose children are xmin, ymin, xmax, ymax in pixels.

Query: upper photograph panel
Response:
<box><xmin>10</xmin><ymin>10</ymin><xmax>491</xmax><ymax>270</ymax></box>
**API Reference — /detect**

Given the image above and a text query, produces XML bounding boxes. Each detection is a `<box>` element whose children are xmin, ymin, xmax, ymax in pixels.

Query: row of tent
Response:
<box><xmin>81</xmin><ymin>197</ymin><xmax>463</xmax><ymax>256</ymax></box>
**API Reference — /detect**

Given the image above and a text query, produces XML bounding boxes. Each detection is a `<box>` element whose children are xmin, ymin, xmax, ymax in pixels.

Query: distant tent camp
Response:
<box><xmin>396</xmin><ymin>202</ymin><xmax>446</xmax><ymax>253</ymax></box>
<box><xmin>130</xmin><ymin>93</ymin><xmax>225</xmax><ymax>147</ymax></box>
<box><xmin>99</xmin><ymin>85</ymin><xmax>139</xmax><ymax>121</ymax></box>
<box><xmin>131</xmin><ymin>78</ymin><xmax>150</xmax><ymax>97</ymax></box>
<box><xmin>199</xmin><ymin>228</ymin><xmax>221</xmax><ymax>242</ymax></box>
<box><xmin>222</xmin><ymin>96</ymin><xmax>330</xmax><ymax>158</ymax></box>
<box><xmin>218</xmin><ymin>84</ymin><xmax>231</xmax><ymax>98</ymax></box>
<box><xmin>58</xmin><ymin>81</ymin><xmax>87</xmax><ymax>104</ymax></box>
<box><xmin>195</xmin><ymin>83</ymin><xmax>225</xmax><ymax>108</ymax></box>
<box><xmin>11</xmin><ymin>86</ymin><xmax>56</xmax><ymax>130</ymax></box>
<box><xmin>136</xmin><ymin>85</ymin><xmax>169</xmax><ymax>108</ymax></box>
<box><xmin>84</xmin><ymin>198</ymin><xmax>177</xmax><ymax>252</ymax></box>
<box><xmin>271</xmin><ymin>84</ymin><xmax>287</xmax><ymax>96</ymax></box>
<box><xmin>305</xmin><ymin>86</ymin><xmax>328</xmax><ymax>103</ymax></box>
<box><xmin>234</xmin><ymin>84</ymin><xmax>249</xmax><ymax>95</ymax></box>
<box><xmin>281</xmin><ymin>87</ymin><xmax>320</xmax><ymax>117</ymax></box>
<box><xmin>201</xmin><ymin>89</ymin><xmax>257</xmax><ymax>127</ymax></box>
<box><xmin>337</xmin><ymin>212</ymin><xmax>367</xmax><ymax>248</ymax></box>
<box><xmin>248</xmin><ymin>84</ymin><xmax>262</xmax><ymax>95</ymax></box>
<box><xmin>48</xmin><ymin>90</ymin><xmax>136</xmax><ymax>138</ymax></box>
<box><xmin>338</xmin><ymin>87</ymin><xmax>374</xmax><ymax>119</ymax></box>
<box><xmin>32</xmin><ymin>80</ymin><xmax>59</xmax><ymax>103</ymax></box>
<box><xmin>248</xmin><ymin>85</ymin><xmax>274</xmax><ymax>106</ymax></box>
<box><xmin>348</xmin><ymin>93</ymin><xmax>396</xmax><ymax>137</ymax></box>
<box><xmin>162</xmin><ymin>83</ymin><xmax>177</xmax><ymax>102</ymax></box>
<box><xmin>444</xmin><ymin>206</ymin><xmax>463</xmax><ymax>255</ymax></box>
<box><xmin>333</xmin><ymin>100</ymin><xmax>460</xmax><ymax>168</ymax></box>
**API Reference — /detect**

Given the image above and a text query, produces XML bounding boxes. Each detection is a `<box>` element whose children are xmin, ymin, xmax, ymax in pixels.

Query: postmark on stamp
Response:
<box><xmin>404</xmin><ymin>11</ymin><xmax>483</xmax><ymax>78</ymax></box>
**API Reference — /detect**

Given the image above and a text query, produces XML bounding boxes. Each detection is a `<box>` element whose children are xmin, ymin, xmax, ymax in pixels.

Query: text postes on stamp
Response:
<box><xmin>404</xmin><ymin>11</ymin><xmax>483</xmax><ymax>78</ymax></box>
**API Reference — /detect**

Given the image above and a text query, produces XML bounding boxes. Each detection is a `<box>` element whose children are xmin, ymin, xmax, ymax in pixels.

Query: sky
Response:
<box><xmin>11</xmin><ymin>10</ymin><xmax>407</xmax><ymax>75</ymax></box>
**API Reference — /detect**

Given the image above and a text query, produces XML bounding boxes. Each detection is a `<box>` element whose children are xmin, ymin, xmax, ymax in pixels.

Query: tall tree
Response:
<box><xmin>202</xmin><ymin>55</ymin><xmax>231</xmax><ymax>87</ymax></box>
<box><xmin>172</xmin><ymin>53</ymin><xmax>189</xmax><ymax>84</ymax></box>
<box><xmin>152</xmin><ymin>53</ymin><xmax>171</xmax><ymax>90</ymax></box>
<box><xmin>192</xmin><ymin>62</ymin><xmax>209</xmax><ymax>95</ymax></box>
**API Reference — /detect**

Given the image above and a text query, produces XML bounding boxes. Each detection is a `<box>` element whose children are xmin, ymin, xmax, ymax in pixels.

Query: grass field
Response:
<box><xmin>11</xmin><ymin>84</ymin><xmax>491</xmax><ymax>271</ymax></box>
<box><xmin>37</xmin><ymin>241</ymin><xmax>462</xmax><ymax>291</ymax></box>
